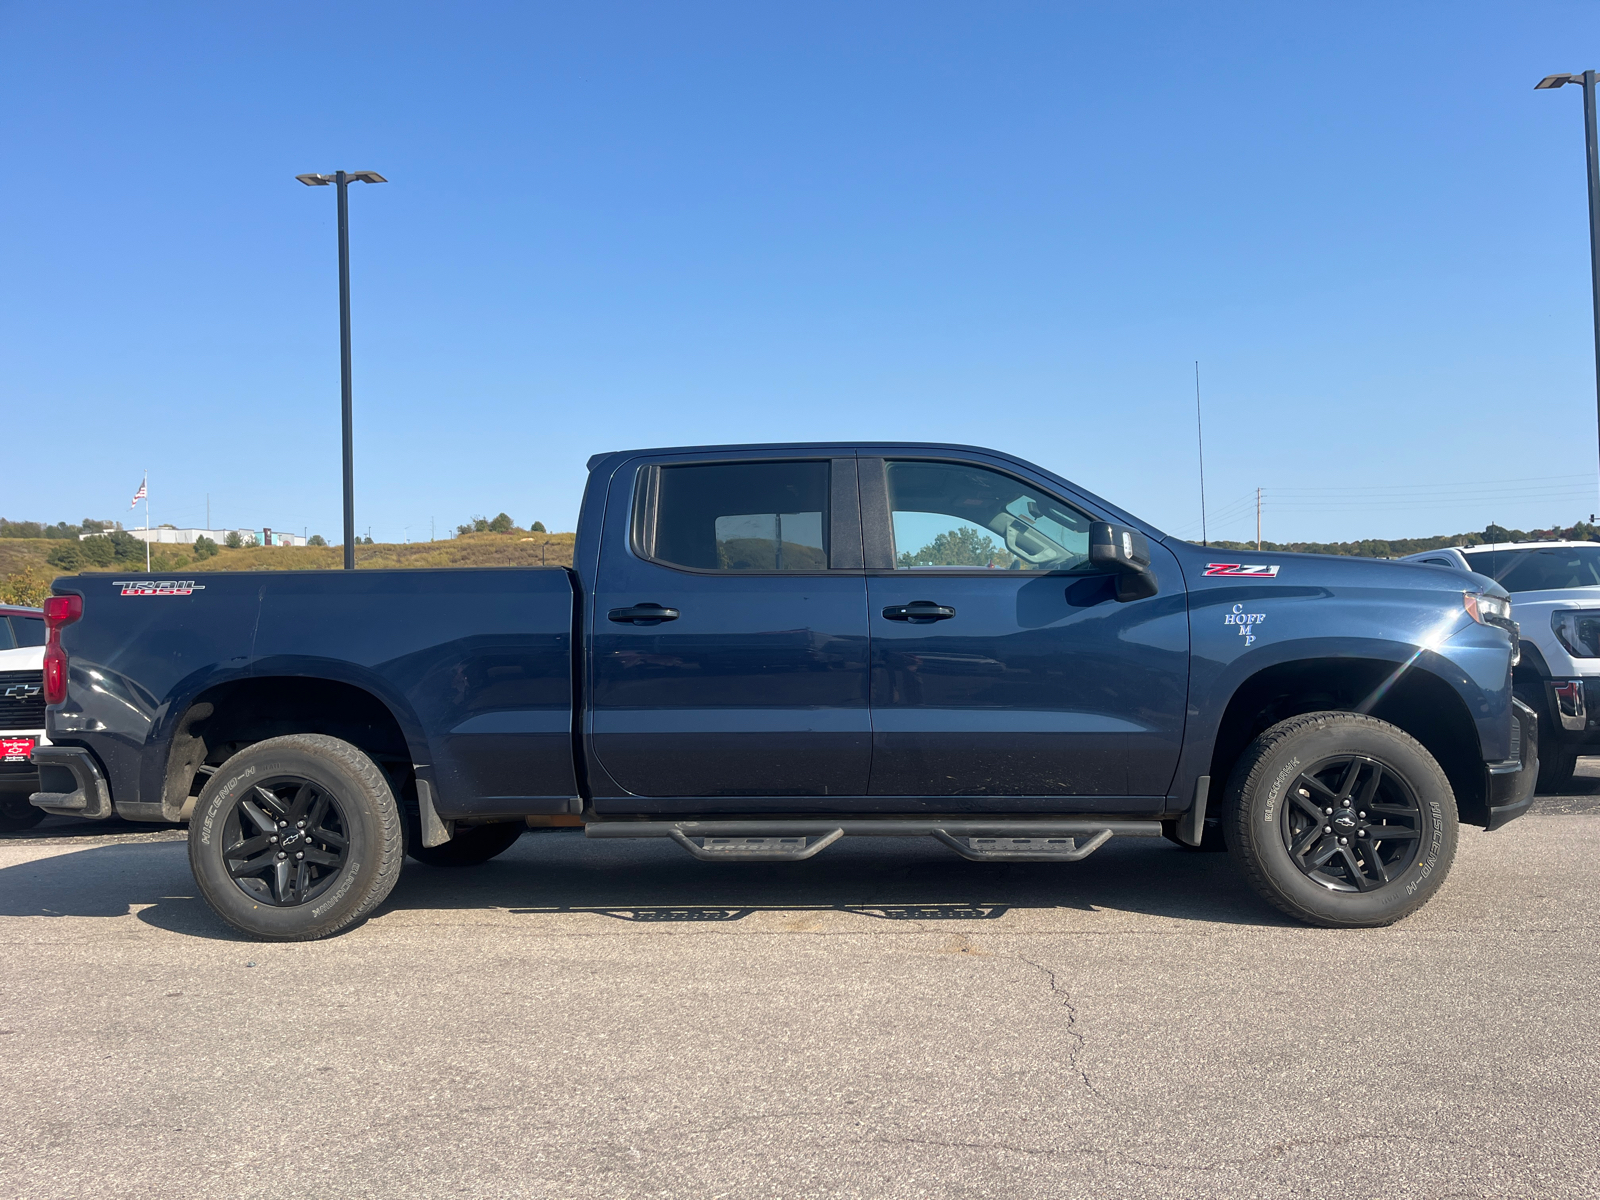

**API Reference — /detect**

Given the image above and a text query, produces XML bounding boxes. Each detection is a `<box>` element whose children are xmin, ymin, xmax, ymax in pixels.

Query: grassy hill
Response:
<box><xmin>0</xmin><ymin>531</ymin><xmax>573</xmax><ymax>606</ymax></box>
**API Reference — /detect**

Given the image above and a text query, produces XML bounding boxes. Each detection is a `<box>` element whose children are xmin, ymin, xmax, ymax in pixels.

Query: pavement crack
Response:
<box><xmin>1010</xmin><ymin>953</ymin><xmax>1111</xmax><ymax>1107</ymax></box>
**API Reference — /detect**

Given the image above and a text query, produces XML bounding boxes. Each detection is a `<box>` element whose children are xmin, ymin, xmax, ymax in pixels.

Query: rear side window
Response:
<box><xmin>646</xmin><ymin>461</ymin><xmax>830</xmax><ymax>572</ymax></box>
<box><xmin>0</xmin><ymin>620</ymin><xmax>13</xmax><ymax>650</ymax></box>
<box><xmin>12</xmin><ymin>617</ymin><xmax>45</xmax><ymax>647</ymax></box>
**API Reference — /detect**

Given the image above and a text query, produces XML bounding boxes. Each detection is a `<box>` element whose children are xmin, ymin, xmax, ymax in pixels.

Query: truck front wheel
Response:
<box><xmin>188</xmin><ymin>735</ymin><xmax>404</xmax><ymax>940</ymax></box>
<box><xmin>1224</xmin><ymin>712</ymin><xmax>1457</xmax><ymax>928</ymax></box>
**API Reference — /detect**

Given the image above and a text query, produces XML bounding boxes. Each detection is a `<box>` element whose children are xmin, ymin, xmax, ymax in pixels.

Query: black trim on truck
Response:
<box><xmin>1485</xmin><ymin>699</ymin><xmax>1539</xmax><ymax>831</ymax></box>
<box><xmin>30</xmin><ymin>745</ymin><xmax>114</xmax><ymax>819</ymax></box>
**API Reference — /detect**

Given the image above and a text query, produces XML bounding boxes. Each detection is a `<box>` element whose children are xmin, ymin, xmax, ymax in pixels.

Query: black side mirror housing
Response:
<box><xmin>1087</xmin><ymin>522</ymin><xmax>1158</xmax><ymax>602</ymax></box>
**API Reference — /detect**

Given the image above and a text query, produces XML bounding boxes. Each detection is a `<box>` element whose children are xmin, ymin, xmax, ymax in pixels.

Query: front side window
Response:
<box><xmin>886</xmin><ymin>460</ymin><xmax>1091</xmax><ymax>571</ymax></box>
<box><xmin>649</xmin><ymin>461</ymin><xmax>830</xmax><ymax>571</ymax></box>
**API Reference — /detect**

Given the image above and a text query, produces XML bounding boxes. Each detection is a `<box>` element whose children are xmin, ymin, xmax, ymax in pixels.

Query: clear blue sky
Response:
<box><xmin>4</xmin><ymin>2</ymin><xmax>1600</xmax><ymax>545</ymax></box>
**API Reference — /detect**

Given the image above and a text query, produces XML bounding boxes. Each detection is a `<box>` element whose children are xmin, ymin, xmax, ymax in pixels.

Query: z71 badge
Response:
<box><xmin>113</xmin><ymin>580</ymin><xmax>206</xmax><ymax>596</ymax></box>
<box><xmin>1204</xmin><ymin>563</ymin><xmax>1280</xmax><ymax>578</ymax></box>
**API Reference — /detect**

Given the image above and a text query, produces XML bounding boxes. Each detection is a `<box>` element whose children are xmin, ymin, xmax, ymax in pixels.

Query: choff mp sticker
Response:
<box><xmin>113</xmin><ymin>581</ymin><xmax>206</xmax><ymax>596</ymax></box>
<box><xmin>1204</xmin><ymin>563</ymin><xmax>1280</xmax><ymax>578</ymax></box>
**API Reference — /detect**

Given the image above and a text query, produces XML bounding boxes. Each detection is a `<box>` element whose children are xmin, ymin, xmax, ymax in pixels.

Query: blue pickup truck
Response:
<box><xmin>31</xmin><ymin>442</ymin><xmax>1536</xmax><ymax>939</ymax></box>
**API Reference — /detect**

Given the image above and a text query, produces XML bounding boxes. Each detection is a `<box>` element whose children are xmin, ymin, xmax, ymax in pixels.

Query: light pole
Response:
<box><xmin>295</xmin><ymin>169</ymin><xmax>387</xmax><ymax>569</ymax></box>
<box><xmin>1536</xmin><ymin>73</ymin><xmax>1600</xmax><ymax>507</ymax></box>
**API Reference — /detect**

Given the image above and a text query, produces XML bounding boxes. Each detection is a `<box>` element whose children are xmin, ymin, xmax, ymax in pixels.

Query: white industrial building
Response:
<box><xmin>82</xmin><ymin>527</ymin><xmax>309</xmax><ymax>547</ymax></box>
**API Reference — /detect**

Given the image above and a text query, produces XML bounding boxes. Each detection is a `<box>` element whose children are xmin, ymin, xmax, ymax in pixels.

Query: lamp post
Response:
<box><xmin>295</xmin><ymin>169</ymin><xmax>387</xmax><ymax>569</ymax></box>
<box><xmin>1536</xmin><ymin>73</ymin><xmax>1600</xmax><ymax>507</ymax></box>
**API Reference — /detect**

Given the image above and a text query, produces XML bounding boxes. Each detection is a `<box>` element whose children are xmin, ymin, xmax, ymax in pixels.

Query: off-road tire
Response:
<box><xmin>188</xmin><ymin>735</ymin><xmax>403</xmax><ymax>940</ymax></box>
<box><xmin>406</xmin><ymin>821</ymin><xmax>524</xmax><ymax>868</ymax></box>
<box><xmin>1224</xmin><ymin>712</ymin><xmax>1458</xmax><ymax>928</ymax></box>
<box><xmin>0</xmin><ymin>794</ymin><xmax>46</xmax><ymax>832</ymax></box>
<box><xmin>1535</xmin><ymin>746</ymin><xmax>1578</xmax><ymax>794</ymax></box>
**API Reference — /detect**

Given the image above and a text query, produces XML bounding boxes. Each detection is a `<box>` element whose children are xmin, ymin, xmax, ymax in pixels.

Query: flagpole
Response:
<box><xmin>144</xmin><ymin>471</ymin><xmax>150</xmax><ymax>572</ymax></box>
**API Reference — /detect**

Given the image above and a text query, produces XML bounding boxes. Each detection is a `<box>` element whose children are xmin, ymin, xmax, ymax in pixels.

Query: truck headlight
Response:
<box><xmin>1464</xmin><ymin>592</ymin><xmax>1511</xmax><ymax>625</ymax></box>
<box><xmin>1552</xmin><ymin>610</ymin><xmax>1600</xmax><ymax>658</ymax></box>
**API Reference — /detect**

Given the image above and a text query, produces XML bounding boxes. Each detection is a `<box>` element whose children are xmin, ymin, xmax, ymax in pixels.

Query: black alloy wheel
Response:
<box><xmin>222</xmin><ymin>777</ymin><xmax>351</xmax><ymax>906</ymax></box>
<box><xmin>1278</xmin><ymin>755</ymin><xmax>1427</xmax><ymax>893</ymax></box>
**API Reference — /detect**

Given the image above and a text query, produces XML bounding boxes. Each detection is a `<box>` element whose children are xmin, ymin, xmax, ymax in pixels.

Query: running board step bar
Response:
<box><xmin>585</xmin><ymin>819</ymin><xmax>1162</xmax><ymax>863</ymax></box>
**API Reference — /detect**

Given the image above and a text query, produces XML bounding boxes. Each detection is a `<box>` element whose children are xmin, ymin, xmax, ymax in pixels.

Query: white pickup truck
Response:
<box><xmin>1403</xmin><ymin>541</ymin><xmax>1600</xmax><ymax>792</ymax></box>
<box><xmin>0</xmin><ymin>604</ymin><xmax>49</xmax><ymax>830</ymax></box>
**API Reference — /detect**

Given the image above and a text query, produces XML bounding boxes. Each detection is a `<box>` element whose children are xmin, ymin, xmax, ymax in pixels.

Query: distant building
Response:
<box><xmin>83</xmin><ymin>527</ymin><xmax>308</xmax><ymax>548</ymax></box>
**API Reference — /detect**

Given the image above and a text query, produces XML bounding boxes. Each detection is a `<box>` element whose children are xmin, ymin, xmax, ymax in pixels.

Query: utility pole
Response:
<box><xmin>295</xmin><ymin>169</ymin><xmax>387</xmax><ymax>569</ymax></box>
<box><xmin>1537</xmin><ymin>71</ymin><xmax>1600</xmax><ymax>512</ymax></box>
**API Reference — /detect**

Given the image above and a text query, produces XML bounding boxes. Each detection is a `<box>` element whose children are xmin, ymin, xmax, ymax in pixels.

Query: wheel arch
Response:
<box><xmin>152</xmin><ymin>673</ymin><xmax>428</xmax><ymax>823</ymax></box>
<box><xmin>1209</xmin><ymin>657</ymin><xmax>1491</xmax><ymax>827</ymax></box>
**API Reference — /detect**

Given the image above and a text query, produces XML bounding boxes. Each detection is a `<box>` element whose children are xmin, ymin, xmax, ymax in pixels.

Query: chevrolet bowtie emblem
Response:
<box><xmin>4</xmin><ymin>684</ymin><xmax>41</xmax><ymax>699</ymax></box>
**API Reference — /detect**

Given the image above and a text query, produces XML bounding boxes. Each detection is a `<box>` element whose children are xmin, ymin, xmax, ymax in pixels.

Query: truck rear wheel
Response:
<box><xmin>406</xmin><ymin>821</ymin><xmax>524</xmax><ymax>867</ymax></box>
<box><xmin>188</xmin><ymin>735</ymin><xmax>403</xmax><ymax>940</ymax></box>
<box><xmin>1224</xmin><ymin>712</ymin><xmax>1457</xmax><ymax>928</ymax></box>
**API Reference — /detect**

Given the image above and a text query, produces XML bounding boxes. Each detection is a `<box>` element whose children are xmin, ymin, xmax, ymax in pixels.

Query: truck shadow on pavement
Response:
<box><xmin>0</xmin><ymin>829</ymin><xmax>1300</xmax><ymax>937</ymax></box>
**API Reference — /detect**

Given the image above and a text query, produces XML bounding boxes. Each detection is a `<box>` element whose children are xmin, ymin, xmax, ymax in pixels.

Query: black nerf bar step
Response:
<box><xmin>585</xmin><ymin>819</ymin><xmax>1162</xmax><ymax>863</ymax></box>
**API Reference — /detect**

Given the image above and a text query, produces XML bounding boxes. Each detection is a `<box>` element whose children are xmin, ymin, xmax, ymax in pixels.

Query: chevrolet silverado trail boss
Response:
<box><xmin>30</xmin><ymin>443</ymin><xmax>1536</xmax><ymax>939</ymax></box>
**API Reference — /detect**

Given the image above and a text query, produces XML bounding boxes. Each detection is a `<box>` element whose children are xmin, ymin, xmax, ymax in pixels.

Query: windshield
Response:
<box><xmin>1464</xmin><ymin>546</ymin><xmax>1600</xmax><ymax>592</ymax></box>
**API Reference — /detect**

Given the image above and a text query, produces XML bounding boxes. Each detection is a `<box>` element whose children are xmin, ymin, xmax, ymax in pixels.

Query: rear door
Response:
<box><xmin>587</xmin><ymin>452</ymin><xmax>872</xmax><ymax>812</ymax></box>
<box><xmin>861</xmin><ymin>454</ymin><xmax>1189</xmax><ymax>806</ymax></box>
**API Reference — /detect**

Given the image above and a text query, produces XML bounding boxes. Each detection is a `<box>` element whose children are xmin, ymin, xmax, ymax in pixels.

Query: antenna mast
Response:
<box><xmin>1195</xmin><ymin>362</ymin><xmax>1208</xmax><ymax>547</ymax></box>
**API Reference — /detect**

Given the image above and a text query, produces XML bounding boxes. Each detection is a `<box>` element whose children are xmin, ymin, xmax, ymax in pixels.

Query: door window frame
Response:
<box><xmin>629</xmin><ymin>456</ymin><xmax>864</xmax><ymax>576</ymax></box>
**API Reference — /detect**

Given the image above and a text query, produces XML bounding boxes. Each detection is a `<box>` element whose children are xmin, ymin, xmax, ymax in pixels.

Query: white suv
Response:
<box><xmin>1403</xmin><ymin>541</ymin><xmax>1600</xmax><ymax>792</ymax></box>
<box><xmin>0</xmin><ymin>604</ymin><xmax>49</xmax><ymax>830</ymax></box>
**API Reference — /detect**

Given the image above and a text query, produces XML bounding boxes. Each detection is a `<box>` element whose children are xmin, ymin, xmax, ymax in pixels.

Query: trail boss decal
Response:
<box><xmin>1225</xmin><ymin>602</ymin><xmax>1266</xmax><ymax>646</ymax></box>
<box><xmin>1204</xmin><ymin>563</ymin><xmax>1280</xmax><ymax>578</ymax></box>
<box><xmin>113</xmin><ymin>580</ymin><xmax>206</xmax><ymax>596</ymax></box>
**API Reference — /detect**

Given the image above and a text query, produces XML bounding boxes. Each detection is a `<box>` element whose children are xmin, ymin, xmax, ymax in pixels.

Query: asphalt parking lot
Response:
<box><xmin>2</xmin><ymin>781</ymin><xmax>1597</xmax><ymax>1200</ymax></box>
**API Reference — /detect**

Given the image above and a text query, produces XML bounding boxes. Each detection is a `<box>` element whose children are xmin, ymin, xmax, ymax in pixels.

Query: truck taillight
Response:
<box><xmin>42</xmin><ymin>593</ymin><xmax>83</xmax><ymax>705</ymax></box>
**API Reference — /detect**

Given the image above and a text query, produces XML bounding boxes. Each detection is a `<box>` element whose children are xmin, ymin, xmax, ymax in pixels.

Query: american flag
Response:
<box><xmin>130</xmin><ymin>476</ymin><xmax>147</xmax><ymax>509</ymax></box>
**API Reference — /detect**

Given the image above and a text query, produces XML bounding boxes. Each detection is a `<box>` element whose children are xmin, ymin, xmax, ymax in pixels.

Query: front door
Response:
<box><xmin>862</xmin><ymin>457</ymin><xmax>1189</xmax><ymax>805</ymax></box>
<box><xmin>589</xmin><ymin>454</ymin><xmax>872</xmax><ymax>812</ymax></box>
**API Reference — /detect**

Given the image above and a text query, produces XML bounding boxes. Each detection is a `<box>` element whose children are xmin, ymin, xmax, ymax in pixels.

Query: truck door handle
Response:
<box><xmin>881</xmin><ymin>601</ymin><xmax>956</xmax><ymax>623</ymax></box>
<box><xmin>608</xmin><ymin>603</ymin><xmax>680</xmax><ymax>625</ymax></box>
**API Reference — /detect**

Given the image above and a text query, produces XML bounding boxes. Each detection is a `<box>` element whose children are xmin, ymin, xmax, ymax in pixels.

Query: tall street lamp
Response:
<box><xmin>1536</xmin><ymin>73</ymin><xmax>1600</xmax><ymax>507</ymax></box>
<box><xmin>296</xmin><ymin>169</ymin><xmax>387</xmax><ymax>569</ymax></box>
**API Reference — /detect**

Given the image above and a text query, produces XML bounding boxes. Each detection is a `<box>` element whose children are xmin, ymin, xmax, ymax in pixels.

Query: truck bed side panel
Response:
<box><xmin>251</xmin><ymin>569</ymin><xmax>578</xmax><ymax>816</ymax></box>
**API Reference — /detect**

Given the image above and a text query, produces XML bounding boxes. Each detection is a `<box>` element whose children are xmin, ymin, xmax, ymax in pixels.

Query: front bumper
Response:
<box><xmin>1485</xmin><ymin>698</ymin><xmax>1538</xmax><ymax>831</ymax></box>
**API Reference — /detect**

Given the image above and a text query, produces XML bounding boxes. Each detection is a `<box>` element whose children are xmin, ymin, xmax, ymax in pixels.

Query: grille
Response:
<box><xmin>0</xmin><ymin>670</ymin><xmax>46</xmax><ymax>730</ymax></box>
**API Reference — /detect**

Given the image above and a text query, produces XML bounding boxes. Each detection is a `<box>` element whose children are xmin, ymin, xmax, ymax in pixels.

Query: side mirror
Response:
<box><xmin>1087</xmin><ymin>522</ymin><xmax>1158</xmax><ymax>602</ymax></box>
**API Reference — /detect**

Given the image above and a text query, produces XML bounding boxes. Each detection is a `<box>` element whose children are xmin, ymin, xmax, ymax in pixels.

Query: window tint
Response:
<box><xmin>1473</xmin><ymin>546</ymin><xmax>1600</xmax><ymax>592</ymax></box>
<box><xmin>650</xmin><ymin>461</ymin><xmax>830</xmax><ymax>571</ymax></box>
<box><xmin>0</xmin><ymin>619</ymin><xmax>14</xmax><ymax>651</ymax></box>
<box><xmin>13</xmin><ymin>616</ymin><xmax>45</xmax><ymax>647</ymax></box>
<box><xmin>885</xmin><ymin>461</ymin><xmax>1091</xmax><ymax>571</ymax></box>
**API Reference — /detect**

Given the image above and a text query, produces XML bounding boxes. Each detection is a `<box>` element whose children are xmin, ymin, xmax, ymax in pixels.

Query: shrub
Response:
<box><xmin>489</xmin><ymin>513</ymin><xmax>514</xmax><ymax>533</ymax></box>
<box><xmin>0</xmin><ymin>569</ymin><xmax>51</xmax><ymax>606</ymax></box>
<box><xmin>193</xmin><ymin>535</ymin><xmax>219</xmax><ymax>560</ymax></box>
<box><xmin>308</xmin><ymin>534</ymin><xmax>327</xmax><ymax>547</ymax></box>
<box><xmin>225</xmin><ymin>531</ymin><xmax>243</xmax><ymax>549</ymax></box>
<box><xmin>531</xmin><ymin>521</ymin><xmax>546</xmax><ymax>533</ymax></box>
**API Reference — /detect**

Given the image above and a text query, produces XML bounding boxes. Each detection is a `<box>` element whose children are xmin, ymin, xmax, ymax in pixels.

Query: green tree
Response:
<box><xmin>897</xmin><ymin>525</ymin><xmax>1011</xmax><ymax>568</ymax></box>
<box><xmin>225</xmin><ymin>531</ymin><xmax>243</xmax><ymax>549</ymax></box>
<box><xmin>46</xmin><ymin>542</ymin><xmax>86</xmax><ymax>570</ymax></box>
<box><xmin>193</xmin><ymin>535</ymin><xmax>219</xmax><ymax>560</ymax></box>
<box><xmin>80</xmin><ymin>536</ymin><xmax>117</xmax><ymax>567</ymax></box>
<box><xmin>308</xmin><ymin>534</ymin><xmax>327</xmax><ymax>546</ymax></box>
<box><xmin>531</xmin><ymin>521</ymin><xmax>546</xmax><ymax>533</ymax></box>
<box><xmin>488</xmin><ymin>512</ymin><xmax>514</xmax><ymax>533</ymax></box>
